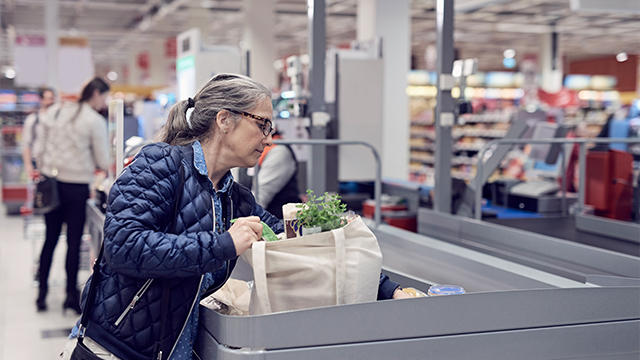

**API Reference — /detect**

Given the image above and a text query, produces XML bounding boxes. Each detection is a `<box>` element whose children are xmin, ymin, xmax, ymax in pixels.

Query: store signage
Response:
<box><xmin>538</xmin><ymin>88</ymin><xmax>579</xmax><ymax>108</ymax></box>
<box><xmin>409</xmin><ymin>70</ymin><xmax>523</xmax><ymax>89</ymax></box>
<box><xmin>138</xmin><ymin>52</ymin><xmax>150</xmax><ymax>70</ymax></box>
<box><xmin>177</xmin><ymin>55</ymin><xmax>195</xmax><ymax>72</ymax></box>
<box><xmin>440</xmin><ymin>112</ymin><xmax>454</xmax><ymax>127</ymax></box>
<box><xmin>59</xmin><ymin>37</ymin><xmax>89</xmax><ymax>47</ymax></box>
<box><xmin>564</xmin><ymin>74</ymin><xmax>617</xmax><ymax>90</ymax></box>
<box><xmin>15</xmin><ymin>35</ymin><xmax>46</xmax><ymax>46</ymax></box>
<box><xmin>0</xmin><ymin>90</ymin><xmax>17</xmax><ymax>111</ymax></box>
<box><xmin>165</xmin><ymin>37</ymin><xmax>177</xmax><ymax>58</ymax></box>
<box><xmin>19</xmin><ymin>91</ymin><xmax>39</xmax><ymax>109</ymax></box>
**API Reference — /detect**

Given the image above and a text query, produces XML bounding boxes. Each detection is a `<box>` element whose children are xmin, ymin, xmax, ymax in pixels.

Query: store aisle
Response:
<box><xmin>0</xmin><ymin>210</ymin><xmax>89</xmax><ymax>359</ymax></box>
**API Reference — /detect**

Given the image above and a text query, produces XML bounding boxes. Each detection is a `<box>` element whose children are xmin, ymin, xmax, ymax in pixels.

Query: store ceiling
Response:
<box><xmin>0</xmin><ymin>0</ymin><xmax>639</xmax><ymax>75</ymax></box>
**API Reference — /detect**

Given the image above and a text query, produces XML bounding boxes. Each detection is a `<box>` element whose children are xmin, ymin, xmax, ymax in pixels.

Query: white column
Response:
<box><xmin>243</xmin><ymin>0</ymin><xmax>277</xmax><ymax>88</ymax></box>
<box><xmin>540</xmin><ymin>32</ymin><xmax>563</xmax><ymax>93</ymax></box>
<box><xmin>356</xmin><ymin>0</ymin><xmax>376</xmax><ymax>42</ymax></box>
<box><xmin>45</xmin><ymin>0</ymin><xmax>59</xmax><ymax>89</ymax></box>
<box><xmin>357</xmin><ymin>0</ymin><xmax>411</xmax><ymax>180</ymax></box>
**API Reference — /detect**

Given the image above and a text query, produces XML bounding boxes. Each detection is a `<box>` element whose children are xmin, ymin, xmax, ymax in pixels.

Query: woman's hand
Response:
<box><xmin>392</xmin><ymin>287</ymin><xmax>414</xmax><ymax>299</ymax></box>
<box><xmin>228</xmin><ymin>216</ymin><xmax>263</xmax><ymax>256</ymax></box>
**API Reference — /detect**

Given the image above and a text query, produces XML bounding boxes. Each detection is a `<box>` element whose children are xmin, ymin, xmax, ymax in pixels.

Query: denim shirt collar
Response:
<box><xmin>191</xmin><ymin>140</ymin><xmax>233</xmax><ymax>193</ymax></box>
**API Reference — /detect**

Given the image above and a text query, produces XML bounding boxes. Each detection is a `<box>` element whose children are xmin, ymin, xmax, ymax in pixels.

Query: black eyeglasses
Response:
<box><xmin>226</xmin><ymin>109</ymin><xmax>275</xmax><ymax>136</ymax></box>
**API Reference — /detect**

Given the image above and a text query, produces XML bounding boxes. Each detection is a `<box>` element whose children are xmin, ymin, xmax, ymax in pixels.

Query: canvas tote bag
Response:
<box><xmin>241</xmin><ymin>216</ymin><xmax>382</xmax><ymax>315</ymax></box>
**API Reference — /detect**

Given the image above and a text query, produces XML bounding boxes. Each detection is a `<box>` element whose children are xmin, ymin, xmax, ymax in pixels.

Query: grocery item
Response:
<box><xmin>427</xmin><ymin>285</ymin><xmax>465</xmax><ymax>296</ymax></box>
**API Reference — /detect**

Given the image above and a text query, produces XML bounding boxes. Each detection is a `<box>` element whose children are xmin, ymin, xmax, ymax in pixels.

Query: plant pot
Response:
<box><xmin>320</xmin><ymin>218</ymin><xmax>346</xmax><ymax>232</ymax></box>
<box><xmin>301</xmin><ymin>226</ymin><xmax>322</xmax><ymax>236</ymax></box>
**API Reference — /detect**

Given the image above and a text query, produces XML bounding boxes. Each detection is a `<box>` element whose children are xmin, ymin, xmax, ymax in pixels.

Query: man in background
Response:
<box><xmin>253</xmin><ymin>131</ymin><xmax>301</xmax><ymax>219</ymax></box>
<box><xmin>22</xmin><ymin>87</ymin><xmax>55</xmax><ymax>178</ymax></box>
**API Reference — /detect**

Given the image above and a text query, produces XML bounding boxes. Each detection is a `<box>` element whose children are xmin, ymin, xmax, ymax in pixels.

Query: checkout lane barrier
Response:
<box><xmin>260</xmin><ymin>139</ymin><xmax>383</xmax><ymax>227</ymax></box>
<box><xmin>474</xmin><ymin>137</ymin><xmax>640</xmax><ymax>220</ymax></box>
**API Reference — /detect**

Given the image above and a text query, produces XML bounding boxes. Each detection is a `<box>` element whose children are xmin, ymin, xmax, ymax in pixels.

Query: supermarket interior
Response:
<box><xmin>0</xmin><ymin>0</ymin><xmax>639</xmax><ymax>359</ymax></box>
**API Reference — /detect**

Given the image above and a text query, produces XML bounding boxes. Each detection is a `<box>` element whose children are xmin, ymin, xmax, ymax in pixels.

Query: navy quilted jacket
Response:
<box><xmin>81</xmin><ymin>142</ymin><xmax>283</xmax><ymax>360</ymax></box>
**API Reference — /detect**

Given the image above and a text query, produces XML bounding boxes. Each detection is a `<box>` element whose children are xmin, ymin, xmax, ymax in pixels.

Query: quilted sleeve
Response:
<box><xmin>103</xmin><ymin>144</ymin><xmax>237</xmax><ymax>279</ymax></box>
<box><xmin>252</xmin><ymin>196</ymin><xmax>284</xmax><ymax>234</ymax></box>
<box><xmin>233</xmin><ymin>182</ymin><xmax>284</xmax><ymax>235</ymax></box>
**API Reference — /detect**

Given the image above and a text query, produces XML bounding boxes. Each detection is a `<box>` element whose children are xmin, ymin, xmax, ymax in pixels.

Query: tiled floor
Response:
<box><xmin>0</xmin><ymin>210</ymin><xmax>90</xmax><ymax>359</ymax></box>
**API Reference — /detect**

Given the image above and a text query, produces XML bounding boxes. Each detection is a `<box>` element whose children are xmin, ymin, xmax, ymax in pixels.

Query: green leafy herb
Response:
<box><xmin>296</xmin><ymin>189</ymin><xmax>347</xmax><ymax>231</ymax></box>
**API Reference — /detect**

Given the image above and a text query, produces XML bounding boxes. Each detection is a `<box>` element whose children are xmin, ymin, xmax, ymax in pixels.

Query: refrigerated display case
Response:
<box><xmin>1</xmin><ymin>123</ymin><xmax>27</xmax><ymax>214</ymax></box>
<box><xmin>1</xmin><ymin>90</ymin><xmax>38</xmax><ymax>214</ymax></box>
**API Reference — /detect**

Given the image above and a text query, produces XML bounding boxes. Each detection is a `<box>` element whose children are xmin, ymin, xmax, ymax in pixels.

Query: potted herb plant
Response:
<box><xmin>295</xmin><ymin>189</ymin><xmax>348</xmax><ymax>235</ymax></box>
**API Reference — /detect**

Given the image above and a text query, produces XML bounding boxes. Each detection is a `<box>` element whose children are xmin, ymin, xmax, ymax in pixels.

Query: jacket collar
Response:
<box><xmin>191</xmin><ymin>140</ymin><xmax>233</xmax><ymax>193</ymax></box>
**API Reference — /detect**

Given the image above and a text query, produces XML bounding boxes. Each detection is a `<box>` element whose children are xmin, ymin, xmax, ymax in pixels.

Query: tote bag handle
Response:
<box><xmin>331</xmin><ymin>226</ymin><xmax>347</xmax><ymax>305</ymax></box>
<box><xmin>251</xmin><ymin>241</ymin><xmax>271</xmax><ymax>314</ymax></box>
<box><xmin>251</xmin><ymin>225</ymin><xmax>349</xmax><ymax>314</ymax></box>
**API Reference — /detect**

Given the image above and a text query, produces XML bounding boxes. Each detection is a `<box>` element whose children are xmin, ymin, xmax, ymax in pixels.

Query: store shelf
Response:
<box><xmin>408</xmin><ymin>78</ymin><xmax>522</xmax><ymax>185</ymax></box>
<box><xmin>458</xmin><ymin>113</ymin><xmax>513</xmax><ymax>123</ymax></box>
<box><xmin>1</xmin><ymin>114</ymin><xmax>28</xmax><ymax>212</ymax></box>
<box><xmin>407</xmin><ymin>74</ymin><xmax>617</xmax><ymax>186</ymax></box>
<box><xmin>0</xmin><ymin>148</ymin><xmax>22</xmax><ymax>155</ymax></box>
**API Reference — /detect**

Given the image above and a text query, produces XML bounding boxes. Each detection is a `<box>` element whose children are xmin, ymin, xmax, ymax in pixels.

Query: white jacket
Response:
<box><xmin>37</xmin><ymin>102</ymin><xmax>109</xmax><ymax>184</ymax></box>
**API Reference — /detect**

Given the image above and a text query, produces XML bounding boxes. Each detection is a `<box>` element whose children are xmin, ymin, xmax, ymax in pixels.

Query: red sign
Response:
<box><xmin>538</xmin><ymin>87</ymin><xmax>579</xmax><ymax>108</ymax></box>
<box><xmin>165</xmin><ymin>38</ymin><xmax>177</xmax><ymax>58</ymax></box>
<box><xmin>137</xmin><ymin>52</ymin><xmax>150</xmax><ymax>70</ymax></box>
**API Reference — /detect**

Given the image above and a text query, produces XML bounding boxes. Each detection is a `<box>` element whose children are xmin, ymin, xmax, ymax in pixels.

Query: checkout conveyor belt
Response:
<box><xmin>195</xmin><ymin>220</ymin><xmax>640</xmax><ymax>359</ymax></box>
<box><xmin>484</xmin><ymin>216</ymin><xmax>640</xmax><ymax>257</ymax></box>
<box><xmin>418</xmin><ymin>208</ymin><xmax>640</xmax><ymax>283</ymax></box>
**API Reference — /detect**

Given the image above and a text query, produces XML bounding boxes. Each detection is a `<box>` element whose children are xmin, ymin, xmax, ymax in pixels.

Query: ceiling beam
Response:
<box><xmin>10</xmin><ymin>0</ymin><xmax>142</xmax><ymax>11</ymax></box>
<box><xmin>454</xmin><ymin>0</ymin><xmax>516</xmax><ymax>13</ymax></box>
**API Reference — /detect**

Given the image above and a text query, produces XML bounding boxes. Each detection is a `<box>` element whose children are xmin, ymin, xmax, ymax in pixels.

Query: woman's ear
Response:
<box><xmin>216</xmin><ymin>110</ymin><xmax>232</xmax><ymax>133</ymax></box>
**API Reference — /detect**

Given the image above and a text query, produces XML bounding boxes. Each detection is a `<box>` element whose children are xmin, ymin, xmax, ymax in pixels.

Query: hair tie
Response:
<box><xmin>185</xmin><ymin>98</ymin><xmax>195</xmax><ymax>130</ymax></box>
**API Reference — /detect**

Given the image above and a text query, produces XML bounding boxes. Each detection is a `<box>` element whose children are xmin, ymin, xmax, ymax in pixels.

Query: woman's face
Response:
<box><xmin>90</xmin><ymin>90</ymin><xmax>108</xmax><ymax>111</ymax></box>
<box><xmin>223</xmin><ymin>98</ymin><xmax>274</xmax><ymax>168</ymax></box>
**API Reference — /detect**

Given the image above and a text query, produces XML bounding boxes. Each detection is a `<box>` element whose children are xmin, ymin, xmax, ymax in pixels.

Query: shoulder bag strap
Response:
<box><xmin>154</xmin><ymin>281</ymin><xmax>171</xmax><ymax>360</ymax></box>
<box><xmin>76</xmin><ymin>241</ymin><xmax>104</xmax><ymax>339</ymax></box>
<box><xmin>154</xmin><ymin>161</ymin><xmax>185</xmax><ymax>360</ymax></box>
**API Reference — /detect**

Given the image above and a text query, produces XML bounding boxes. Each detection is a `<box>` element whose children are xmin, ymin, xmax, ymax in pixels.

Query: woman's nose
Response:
<box><xmin>264</xmin><ymin>133</ymin><xmax>273</xmax><ymax>146</ymax></box>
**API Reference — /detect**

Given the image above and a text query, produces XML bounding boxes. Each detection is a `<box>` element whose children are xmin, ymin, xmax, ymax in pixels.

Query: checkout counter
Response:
<box><xmin>194</xmin><ymin>220</ymin><xmax>640</xmax><ymax>359</ymax></box>
<box><xmin>85</xmin><ymin>174</ymin><xmax>639</xmax><ymax>359</ymax></box>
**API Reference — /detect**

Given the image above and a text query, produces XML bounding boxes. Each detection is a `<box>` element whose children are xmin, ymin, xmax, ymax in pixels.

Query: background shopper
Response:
<box><xmin>21</xmin><ymin>87</ymin><xmax>55</xmax><ymax>178</ymax></box>
<box><xmin>35</xmin><ymin>77</ymin><xmax>110</xmax><ymax>313</ymax></box>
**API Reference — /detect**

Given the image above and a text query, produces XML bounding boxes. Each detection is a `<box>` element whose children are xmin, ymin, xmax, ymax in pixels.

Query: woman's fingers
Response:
<box><xmin>228</xmin><ymin>216</ymin><xmax>264</xmax><ymax>255</ymax></box>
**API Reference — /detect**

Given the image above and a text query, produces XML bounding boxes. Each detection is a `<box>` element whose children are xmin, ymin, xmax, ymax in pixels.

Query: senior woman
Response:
<box><xmin>61</xmin><ymin>73</ymin><xmax>407</xmax><ymax>360</ymax></box>
<box><xmin>61</xmin><ymin>73</ymin><xmax>282</xmax><ymax>360</ymax></box>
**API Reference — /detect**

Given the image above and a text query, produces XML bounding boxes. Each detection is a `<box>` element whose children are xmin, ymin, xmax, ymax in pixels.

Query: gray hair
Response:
<box><xmin>155</xmin><ymin>73</ymin><xmax>272</xmax><ymax>146</ymax></box>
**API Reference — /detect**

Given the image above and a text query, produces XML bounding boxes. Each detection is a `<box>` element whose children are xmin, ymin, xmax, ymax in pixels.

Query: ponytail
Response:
<box><xmin>155</xmin><ymin>99</ymin><xmax>201</xmax><ymax>145</ymax></box>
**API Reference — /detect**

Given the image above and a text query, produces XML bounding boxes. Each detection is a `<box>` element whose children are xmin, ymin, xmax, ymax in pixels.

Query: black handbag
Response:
<box><xmin>33</xmin><ymin>174</ymin><xmax>60</xmax><ymax>214</ymax></box>
<box><xmin>69</xmin><ymin>337</ymin><xmax>102</xmax><ymax>360</ymax></box>
<box><xmin>71</xmin><ymin>165</ymin><xmax>184</xmax><ymax>360</ymax></box>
